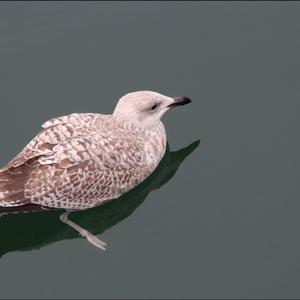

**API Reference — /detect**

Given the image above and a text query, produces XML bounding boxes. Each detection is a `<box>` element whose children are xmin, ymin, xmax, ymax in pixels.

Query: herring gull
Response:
<box><xmin>0</xmin><ymin>90</ymin><xmax>191</xmax><ymax>250</ymax></box>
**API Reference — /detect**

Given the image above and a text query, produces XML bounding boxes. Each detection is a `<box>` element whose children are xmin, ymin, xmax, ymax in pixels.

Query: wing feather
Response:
<box><xmin>0</xmin><ymin>113</ymin><xmax>148</xmax><ymax>209</ymax></box>
<box><xmin>0</xmin><ymin>113</ymin><xmax>106</xmax><ymax>172</ymax></box>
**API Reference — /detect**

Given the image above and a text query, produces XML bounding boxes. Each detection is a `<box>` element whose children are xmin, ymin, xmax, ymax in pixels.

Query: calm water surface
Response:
<box><xmin>0</xmin><ymin>2</ymin><xmax>300</xmax><ymax>298</ymax></box>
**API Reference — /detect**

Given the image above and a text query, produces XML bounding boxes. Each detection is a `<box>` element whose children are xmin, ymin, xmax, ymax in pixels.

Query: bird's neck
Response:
<box><xmin>113</xmin><ymin>116</ymin><xmax>165</xmax><ymax>136</ymax></box>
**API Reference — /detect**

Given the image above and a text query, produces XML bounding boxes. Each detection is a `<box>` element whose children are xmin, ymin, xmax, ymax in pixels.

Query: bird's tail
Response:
<box><xmin>0</xmin><ymin>165</ymin><xmax>31</xmax><ymax>208</ymax></box>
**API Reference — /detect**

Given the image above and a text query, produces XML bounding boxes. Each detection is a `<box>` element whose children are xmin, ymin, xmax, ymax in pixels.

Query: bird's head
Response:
<box><xmin>113</xmin><ymin>90</ymin><xmax>191</xmax><ymax>128</ymax></box>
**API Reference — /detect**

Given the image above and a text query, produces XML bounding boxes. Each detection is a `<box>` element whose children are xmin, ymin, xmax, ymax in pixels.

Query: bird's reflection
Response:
<box><xmin>0</xmin><ymin>140</ymin><xmax>199</xmax><ymax>257</ymax></box>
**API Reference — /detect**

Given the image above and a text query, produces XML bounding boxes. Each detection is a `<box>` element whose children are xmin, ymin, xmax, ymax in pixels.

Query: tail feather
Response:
<box><xmin>0</xmin><ymin>165</ymin><xmax>32</xmax><ymax>208</ymax></box>
<box><xmin>0</xmin><ymin>191</ymin><xmax>29</xmax><ymax>207</ymax></box>
<box><xmin>0</xmin><ymin>178</ymin><xmax>28</xmax><ymax>192</ymax></box>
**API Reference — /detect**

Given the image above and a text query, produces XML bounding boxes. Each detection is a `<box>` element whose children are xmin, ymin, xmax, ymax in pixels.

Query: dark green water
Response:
<box><xmin>0</xmin><ymin>2</ymin><xmax>300</xmax><ymax>298</ymax></box>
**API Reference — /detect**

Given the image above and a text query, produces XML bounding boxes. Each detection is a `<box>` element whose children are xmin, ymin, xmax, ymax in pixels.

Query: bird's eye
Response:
<box><xmin>151</xmin><ymin>104</ymin><xmax>158</xmax><ymax>110</ymax></box>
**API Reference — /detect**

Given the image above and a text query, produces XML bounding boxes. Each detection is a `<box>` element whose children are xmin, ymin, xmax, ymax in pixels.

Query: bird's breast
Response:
<box><xmin>143</xmin><ymin>123</ymin><xmax>167</xmax><ymax>169</ymax></box>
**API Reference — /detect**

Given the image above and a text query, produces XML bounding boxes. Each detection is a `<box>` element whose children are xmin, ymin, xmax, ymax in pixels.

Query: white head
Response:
<box><xmin>113</xmin><ymin>91</ymin><xmax>191</xmax><ymax>128</ymax></box>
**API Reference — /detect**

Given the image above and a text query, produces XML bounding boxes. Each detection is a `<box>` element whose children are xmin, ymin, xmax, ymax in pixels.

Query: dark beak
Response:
<box><xmin>167</xmin><ymin>96</ymin><xmax>192</xmax><ymax>108</ymax></box>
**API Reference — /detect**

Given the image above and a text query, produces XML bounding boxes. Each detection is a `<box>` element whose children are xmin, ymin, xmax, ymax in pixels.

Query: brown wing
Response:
<box><xmin>0</xmin><ymin>113</ymin><xmax>100</xmax><ymax>172</ymax></box>
<box><xmin>0</xmin><ymin>113</ymin><xmax>105</xmax><ymax>207</ymax></box>
<box><xmin>0</xmin><ymin>113</ymin><xmax>147</xmax><ymax>209</ymax></box>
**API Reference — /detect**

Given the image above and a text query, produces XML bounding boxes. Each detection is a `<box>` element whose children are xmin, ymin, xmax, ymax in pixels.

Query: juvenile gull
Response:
<box><xmin>0</xmin><ymin>91</ymin><xmax>191</xmax><ymax>249</ymax></box>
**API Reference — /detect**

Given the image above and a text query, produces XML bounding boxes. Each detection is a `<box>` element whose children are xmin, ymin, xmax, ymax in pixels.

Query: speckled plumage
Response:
<box><xmin>0</xmin><ymin>91</ymin><xmax>183</xmax><ymax>210</ymax></box>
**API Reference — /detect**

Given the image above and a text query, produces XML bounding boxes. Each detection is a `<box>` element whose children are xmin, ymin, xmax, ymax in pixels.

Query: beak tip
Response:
<box><xmin>168</xmin><ymin>96</ymin><xmax>192</xmax><ymax>108</ymax></box>
<box><xmin>183</xmin><ymin>97</ymin><xmax>192</xmax><ymax>104</ymax></box>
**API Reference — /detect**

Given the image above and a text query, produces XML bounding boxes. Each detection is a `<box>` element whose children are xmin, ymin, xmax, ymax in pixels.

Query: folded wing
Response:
<box><xmin>0</xmin><ymin>113</ymin><xmax>146</xmax><ymax>209</ymax></box>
